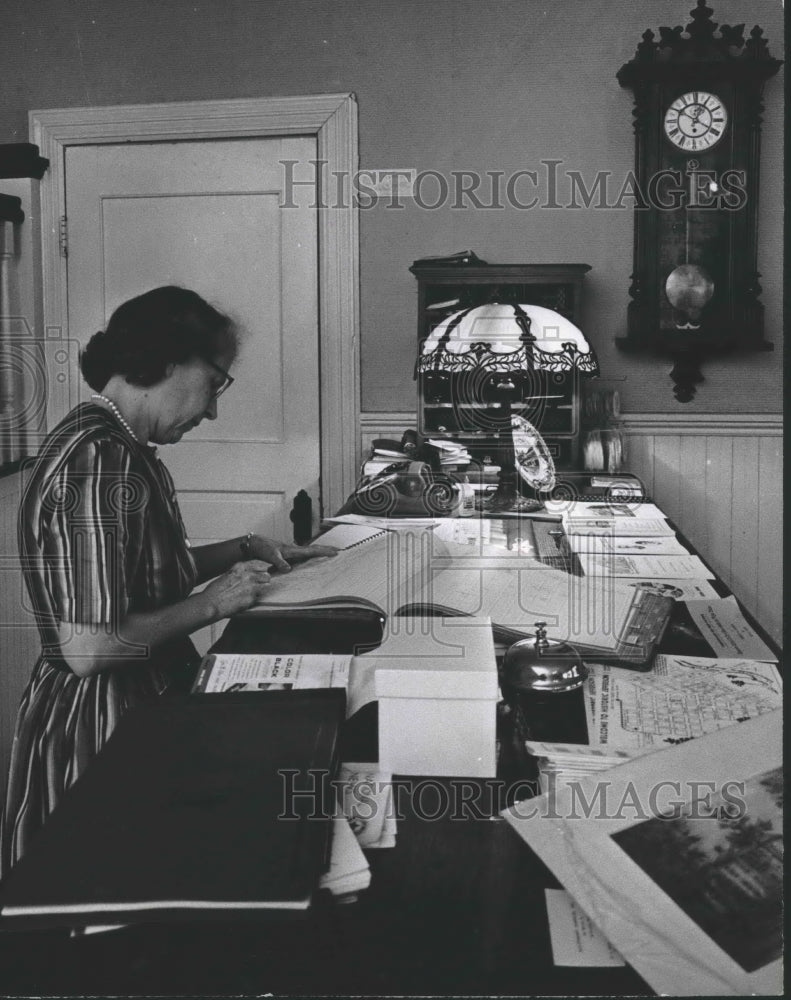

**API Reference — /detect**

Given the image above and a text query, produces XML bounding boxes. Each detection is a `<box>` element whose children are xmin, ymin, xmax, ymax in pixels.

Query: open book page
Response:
<box><xmin>245</xmin><ymin>526</ymin><xmax>441</xmax><ymax>616</ymax></box>
<box><xmin>193</xmin><ymin>653</ymin><xmax>350</xmax><ymax>693</ymax></box>
<box><xmin>418</xmin><ymin>562</ymin><xmax>660</xmax><ymax>655</ymax></box>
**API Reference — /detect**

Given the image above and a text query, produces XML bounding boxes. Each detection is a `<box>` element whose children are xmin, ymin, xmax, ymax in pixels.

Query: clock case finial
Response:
<box><xmin>616</xmin><ymin>2</ymin><xmax>782</xmax><ymax>402</ymax></box>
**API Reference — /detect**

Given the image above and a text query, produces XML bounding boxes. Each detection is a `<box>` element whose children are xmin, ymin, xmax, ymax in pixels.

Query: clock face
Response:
<box><xmin>663</xmin><ymin>91</ymin><xmax>728</xmax><ymax>151</ymax></box>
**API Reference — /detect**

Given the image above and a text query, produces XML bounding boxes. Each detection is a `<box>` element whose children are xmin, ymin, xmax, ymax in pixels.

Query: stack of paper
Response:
<box><xmin>525</xmin><ymin>740</ymin><xmax>656</xmax><ymax>795</ymax></box>
<box><xmin>550</xmin><ymin>499</ymin><xmax>721</xmax><ymax>593</ymax></box>
<box><xmin>361</xmin><ymin>438</ymin><xmax>410</xmax><ymax>478</ymax></box>
<box><xmin>427</xmin><ymin>438</ymin><xmax>471</xmax><ymax>468</ymax></box>
<box><xmin>588</xmin><ymin>473</ymin><xmax>644</xmax><ymax>499</ymax></box>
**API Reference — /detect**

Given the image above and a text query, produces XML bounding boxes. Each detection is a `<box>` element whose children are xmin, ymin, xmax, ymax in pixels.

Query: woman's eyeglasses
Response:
<box><xmin>205</xmin><ymin>358</ymin><xmax>235</xmax><ymax>400</ymax></box>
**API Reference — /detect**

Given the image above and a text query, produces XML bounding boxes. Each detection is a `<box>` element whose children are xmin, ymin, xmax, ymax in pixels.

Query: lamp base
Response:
<box><xmin>478</xmin><ymin>468</ymin><xmax>544</xmax><ymax>514</ymax></box>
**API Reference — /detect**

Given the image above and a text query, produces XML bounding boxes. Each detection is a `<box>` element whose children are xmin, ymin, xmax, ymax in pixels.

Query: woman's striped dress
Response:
<box><xmin>1</xmin><ymin>404</ymin><xmax>201</xmax><ymax>875</ymax></box>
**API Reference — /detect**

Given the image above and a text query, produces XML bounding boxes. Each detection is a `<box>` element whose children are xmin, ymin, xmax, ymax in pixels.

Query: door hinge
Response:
<box><xmin>59</xmin><ymin>216</ymin><xmax>68</xmax><ymax>258</ymax></box>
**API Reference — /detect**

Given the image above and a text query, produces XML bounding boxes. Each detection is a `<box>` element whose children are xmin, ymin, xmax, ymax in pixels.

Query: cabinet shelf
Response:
<box><xmin>411</xmin><ymin>263</ymin><xmax>590</xmax><ymax>472</ymax></box>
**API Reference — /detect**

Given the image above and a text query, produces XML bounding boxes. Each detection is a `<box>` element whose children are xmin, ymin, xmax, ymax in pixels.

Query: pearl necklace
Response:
<box><xmin>91</xmin><ymin>394</ymin><xmax>140</xmax><ymax>442</ymax></box>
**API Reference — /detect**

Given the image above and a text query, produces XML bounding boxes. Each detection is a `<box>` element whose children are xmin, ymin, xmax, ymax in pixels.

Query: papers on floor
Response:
<box><xmin>585</xmin><ymin>655</ymin><xmax>782</xmax><ymax>752</ymax></box>
<box><xmin>192</xmin><ymin>652</ymin><xmax>350</xmax><ymax>694</ymax></box>
<box><xmin>686</xmin><ymin>595</ymin><xmax>778</xmax><ymax>661</ymax></box>
<box><xmin>545</xmin><ymin>889</ymin><xmax>624</xmax><ymax>967</ymax></box>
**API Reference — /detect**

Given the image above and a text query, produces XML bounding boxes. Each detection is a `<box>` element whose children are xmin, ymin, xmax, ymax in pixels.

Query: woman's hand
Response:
<box><xmin>251</xmin><ymin>536</ymin><xmax>337</xmax><ymax>571</ymax></box>
<box><xmin>202</xmin><ymin>560</ymin><xmax>273</xmax><ymax>618</ymax></box>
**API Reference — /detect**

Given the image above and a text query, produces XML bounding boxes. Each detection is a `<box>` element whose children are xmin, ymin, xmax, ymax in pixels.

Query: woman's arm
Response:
<box><xmin>57</xmin><ymin>559</ymin><xmax>274</xmax><ymax>678</ymax></box>
<box><xmin>191</xmin><ymin>534</ymin><xmax>336</xmax><ymax>584</ymax></box>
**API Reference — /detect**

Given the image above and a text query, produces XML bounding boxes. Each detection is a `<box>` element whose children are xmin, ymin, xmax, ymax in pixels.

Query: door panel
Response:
<box><xmin>64</xmin><ymin>137</ymin><xmax>319</xmax><ymax>543</ymax></box>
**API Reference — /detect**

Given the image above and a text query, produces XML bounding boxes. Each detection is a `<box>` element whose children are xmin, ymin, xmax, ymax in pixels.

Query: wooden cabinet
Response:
<box><xmin>410</xmin><ymin>263</ymin><xmax>590</xmax><ymax>473</ymax></box>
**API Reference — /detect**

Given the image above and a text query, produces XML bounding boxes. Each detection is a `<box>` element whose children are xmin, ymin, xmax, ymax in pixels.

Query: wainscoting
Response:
<box><xmin>360</xmin><ymin>411</ymin><xmax>783</xmax><ymax>646</ymax></box>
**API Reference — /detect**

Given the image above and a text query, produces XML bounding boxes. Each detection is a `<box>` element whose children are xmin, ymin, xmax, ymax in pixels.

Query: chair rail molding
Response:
<box><xmin>620</xmin><ymin>412</ymin><xmax>782</xmax><ymax>437</ymax></box>
<box><xmin>30</xmin><ymin>93</ymin><xmax>360</xmax><ymax>518</ymax></box>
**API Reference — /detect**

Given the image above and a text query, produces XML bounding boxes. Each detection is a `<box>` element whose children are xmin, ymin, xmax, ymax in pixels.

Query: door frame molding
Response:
<box><xmin>30</xmin><ymin>93</ymin><xmax>360</xmax><ymax>517</ymax></box>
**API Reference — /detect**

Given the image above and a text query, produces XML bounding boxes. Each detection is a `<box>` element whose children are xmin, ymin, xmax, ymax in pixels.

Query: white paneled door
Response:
<box><xmin>64</xmin><ymin>137</ymin><xmax>320</xmax><ymax>547</ymax></box>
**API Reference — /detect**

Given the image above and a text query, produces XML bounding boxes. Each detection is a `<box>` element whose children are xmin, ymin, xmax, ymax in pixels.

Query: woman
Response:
<box><xmin>0</xmin><ymin>286</ymin><xmax>334</xmax><ymax>874</ymax></box>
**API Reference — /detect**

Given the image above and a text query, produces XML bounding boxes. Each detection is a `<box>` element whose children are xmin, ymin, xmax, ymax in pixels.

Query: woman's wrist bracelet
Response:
<box><xmin>239</xmin><ymin>531</ymin><xmax>255</xmax><ymax>561</ymax></box>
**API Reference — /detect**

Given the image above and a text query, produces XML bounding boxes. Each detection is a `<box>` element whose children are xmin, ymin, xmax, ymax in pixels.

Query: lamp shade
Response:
<box><xmin>417</xmin><ymin>303</ymin><xmax>598</xmax><ymax>376</ymax></box>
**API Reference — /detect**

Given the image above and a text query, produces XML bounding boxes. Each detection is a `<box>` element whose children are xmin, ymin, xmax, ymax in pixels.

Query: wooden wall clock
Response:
<box><xmin>616</xmin><ymin>1</ymin><xmax>781</xmax><ymax>401</ymax></box>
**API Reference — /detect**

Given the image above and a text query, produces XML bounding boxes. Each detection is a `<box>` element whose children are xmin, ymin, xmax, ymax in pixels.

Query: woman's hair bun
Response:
<box><xmin>80</xmin><ymin>328</ymin><xmax>115</xmax><ymax>391</ymax></box>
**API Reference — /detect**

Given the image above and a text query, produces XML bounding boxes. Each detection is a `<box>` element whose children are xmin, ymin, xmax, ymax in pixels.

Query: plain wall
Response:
<box><xmin>0</xmin><ymin>0</ymin><xmax>784</xmax><ymax>413</ymax></box>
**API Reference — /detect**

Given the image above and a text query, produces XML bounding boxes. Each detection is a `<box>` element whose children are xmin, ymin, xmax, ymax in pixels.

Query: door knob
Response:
<box><xmin>290</xmin><ymin>489</ymin><xmax>313</xmax><ymax>545</ymax></box>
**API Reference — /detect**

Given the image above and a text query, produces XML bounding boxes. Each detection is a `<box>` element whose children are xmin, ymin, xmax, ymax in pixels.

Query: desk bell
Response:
<box><xmin>503</xmin><ymin>622</ymin><xmax>588</xmax><ymax>694</ymax></box>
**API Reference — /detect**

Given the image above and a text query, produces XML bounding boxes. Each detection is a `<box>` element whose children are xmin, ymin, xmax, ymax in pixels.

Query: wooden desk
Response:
<box><xmin>0</xmin><ymin>506</ymin><xmax>778</xmax><ymax>997</ymax></box>
<box><xmin>0</xmin><ymin>780</ymin><xmax>652</xmax><ymax>997</ymax></box>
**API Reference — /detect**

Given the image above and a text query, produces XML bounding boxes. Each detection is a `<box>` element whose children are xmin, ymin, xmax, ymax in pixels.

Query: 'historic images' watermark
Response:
<box><xmin>280</xmin><ymin>159</ymin><xmax>748</xmax><ymax>212</ymax></box>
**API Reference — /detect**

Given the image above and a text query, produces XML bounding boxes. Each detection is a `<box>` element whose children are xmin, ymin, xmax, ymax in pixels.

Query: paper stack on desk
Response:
<box><xmin>525</xmin><ymin>740</ymin><xmax>657</xmax><ymax>795</ymax></box>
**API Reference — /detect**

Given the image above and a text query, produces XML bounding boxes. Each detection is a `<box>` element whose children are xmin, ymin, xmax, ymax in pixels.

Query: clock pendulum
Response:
<box><xmin>664</xmin><ymin>166</ymin><xmax>715</xmax><ymax>331</ymax></box>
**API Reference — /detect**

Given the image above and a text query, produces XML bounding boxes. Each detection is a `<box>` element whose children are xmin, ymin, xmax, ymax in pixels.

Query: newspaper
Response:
<box><xmin>193</xmin><ymin>652</ymin><xmax>350</xmax><ymax>693</ymax></box>
<box><xmin>585</xmin><ymin>655</ymin><xmax>782</xmax><ymax>751</ymax></box>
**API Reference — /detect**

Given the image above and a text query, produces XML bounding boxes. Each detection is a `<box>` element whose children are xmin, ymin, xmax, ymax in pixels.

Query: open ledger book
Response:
<box><xmin>240</xmin><ymin>522</ymin><xmax>673</xmax><ymax>666</ymax></box>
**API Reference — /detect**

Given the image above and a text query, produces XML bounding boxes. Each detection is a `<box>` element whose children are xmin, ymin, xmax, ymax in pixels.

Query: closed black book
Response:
<box><xmin>0</xmin><ymin>691</ymin><xmax>344</xmax><ymax>927</ymax></box>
